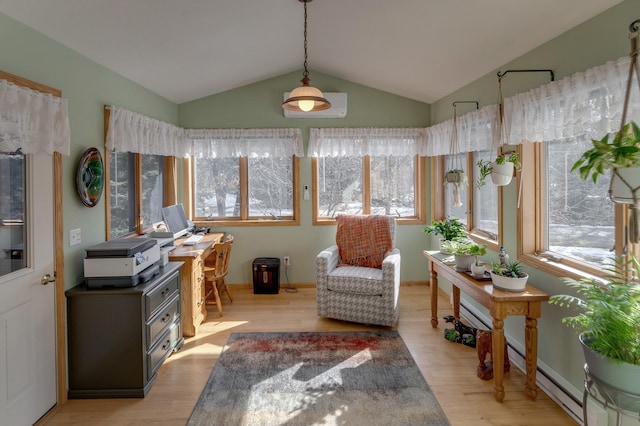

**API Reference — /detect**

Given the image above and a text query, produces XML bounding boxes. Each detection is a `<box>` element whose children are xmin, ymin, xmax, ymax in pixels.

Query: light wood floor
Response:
<box><xmin>44</xmin><ymin>284</ymin><xmax>578</xmax><ymax>426</ymax></box>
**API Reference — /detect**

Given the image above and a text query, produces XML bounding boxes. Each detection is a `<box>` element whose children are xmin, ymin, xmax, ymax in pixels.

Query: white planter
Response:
<box><xmin>454</xmin><ymin>254</ymin><xmax>474</xmax><ymax>272</ymax></box>
<box><xmin>581</xmin><ymin>333</ymin><xmax>640</xmax><ymax>398</ymax></box>
<box><xmin>470</xmin><ymin>262</ymin><xmax>485</xmax><ymax>278</ymax></box>
<box><xmin>490</xmin><ymin>271</ymin><xmax>528</xmax><ymax>292</ymax></box>
<box><xmin>609</xmin><ymin>167</ymin><xmax>640</xmax><ymax>204</ymax></box>
<box><xmin>445</xmin><ymin>171</ymin><xmax>465</xmax><ymax>184</ymax></box>
<box><xmin>490</xmin><ymin>162</ymin><xmax>514</xmax><ymax>186</ymax></box>
<box><xmin>438</xmin><ymin>239</ymin><xmax>451</xmax><ymax>254</ymax></box>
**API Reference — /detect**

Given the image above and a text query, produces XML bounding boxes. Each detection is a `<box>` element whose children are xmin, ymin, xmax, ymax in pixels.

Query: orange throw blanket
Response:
<box><xmin>335</xmin><ymin>215</ymin><xmax>393</xmax><ymax>269</ymax></box>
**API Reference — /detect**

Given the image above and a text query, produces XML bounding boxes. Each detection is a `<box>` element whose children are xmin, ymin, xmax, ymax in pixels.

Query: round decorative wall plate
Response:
<box><xmin>76</xmin><ymin>147</ymin><xmax>104</xmax><ymax>207</ymax></box>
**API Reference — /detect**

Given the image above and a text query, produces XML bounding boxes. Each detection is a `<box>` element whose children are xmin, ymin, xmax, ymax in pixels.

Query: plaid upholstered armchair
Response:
<box><xmin>316</xmin><ymin>214</ymin><xmax>400</xmax><ymax>327</ymax></box>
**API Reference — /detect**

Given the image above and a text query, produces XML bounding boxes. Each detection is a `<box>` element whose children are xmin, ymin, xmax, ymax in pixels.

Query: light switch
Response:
<box><xmin>303</xmin><ymin>185</ymin><xmax>310</xmax><ymax>200</ymax></box>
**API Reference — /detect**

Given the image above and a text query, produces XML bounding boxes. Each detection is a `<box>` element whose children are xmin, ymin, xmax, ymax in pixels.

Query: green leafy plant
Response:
<box><xmin>440</xmin><ymin>238</ymin><xmax>482</xmax><ymax>256</ymax></box>
<box><xmin>470</xmin><ymin>244</ymin><xmax>487</xmax><ymax>266</ymax></box>
<box><xmin>549</xmin><ymin>255</ymin><xmax>640</xmax><ymax>365</ymax></box>
<box><xmin>423</xmin><ymin>217</ymin><xmax>466</xmax><ymax>241</ymax></box>
<box><xmin>490</xmin><ymin>260</ymin><xmax>526</xmax><ymax>278</ymax></box>
<box><xmin>476</xmin><ymin>152</ymin><xmax>521</xmax><ymax>188</ymax></box>
<box><xmin>572</xmin><ymin>121</ymin><xmax>640</xmax><ymax>183</ymax></box>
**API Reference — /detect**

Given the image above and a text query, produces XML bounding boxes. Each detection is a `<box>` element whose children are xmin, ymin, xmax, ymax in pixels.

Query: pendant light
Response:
<box><xmin>282</xmin><ymin>0</ymin><xmax>331</xmax><ymax>113</ymax></box>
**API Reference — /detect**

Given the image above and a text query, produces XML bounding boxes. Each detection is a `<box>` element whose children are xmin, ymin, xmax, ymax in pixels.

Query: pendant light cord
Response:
<box><xmin>302</xmin><ymin>0</ymin><xmax>309</xmax><ymax>79</ymax></box>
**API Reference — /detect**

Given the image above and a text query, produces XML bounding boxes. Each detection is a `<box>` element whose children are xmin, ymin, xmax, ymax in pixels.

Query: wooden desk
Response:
<box><xmin>169</xmin><ymin>233</ymin><xmax>224</xmax><ymax>337</ymax></box>
<box><xmin>423</xmin><ymin>250</ymin><xmax>549</xmax><ymax>402</ymax></box>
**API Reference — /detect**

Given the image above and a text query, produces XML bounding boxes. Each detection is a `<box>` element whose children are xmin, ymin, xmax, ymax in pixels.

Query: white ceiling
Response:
<box><xmin>0</xmin><ymin>0</ymin><xmax>621</xmax><ymax>104</ymax></box>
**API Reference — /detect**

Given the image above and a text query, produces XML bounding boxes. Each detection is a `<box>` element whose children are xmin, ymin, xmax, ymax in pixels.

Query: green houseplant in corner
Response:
<box><xmin>549</xmin><ymin>255</ymin><xmax>640</xmax><ymax>396</ymax></box>
<box><xmin>423</xmin><ymin>217</ymin><xmax>466</xmax><ymax>253</ymax></box>
<box><xmin>476</xmin><ymin>151</ymin><xmax>522</xmax><ymax>188</ymax></box>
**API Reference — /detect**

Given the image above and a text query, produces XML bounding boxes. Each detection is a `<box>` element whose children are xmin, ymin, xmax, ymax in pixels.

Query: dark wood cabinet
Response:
<box><xmin>66</xmin><ymin>262</ymin><xmax>184</xmax><ymax>398</ymax></box>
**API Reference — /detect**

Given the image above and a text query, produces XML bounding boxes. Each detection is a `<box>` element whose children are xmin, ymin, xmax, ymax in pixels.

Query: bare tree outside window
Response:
<box><xmin>194</xmin><ymin>158</ymin><xmax>240</xmax><ymax>218</ymax></box>
<box><xmin>248</xmin><ymin>157</ymin><xmax>293</xmax><ymax>218</ymax></box>
<box><xmin>545</xmin><ymin>136</ymin><xmax>614</xmax><ymax>265</ymax></box>
<box><xmin>472</xmin><ymin>150</ymin><xmax>498</xmax><ymax>239</ymax></box>
<box><xmin>317</xmin><ymin>156</ymin><xmax>362</xmax><ymax>217</ymax></box>
<box><xmin>370</xmin><ymin>155</ymin><xmax>416</xmax><ymax>217</ymax></box>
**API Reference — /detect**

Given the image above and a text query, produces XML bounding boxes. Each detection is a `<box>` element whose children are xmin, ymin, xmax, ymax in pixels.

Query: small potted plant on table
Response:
<box><xmin>489</xmin><ymin>260</ymin><xmax>528</xmax><ymax>292</ymax></box>
<box><xmin>470</xmin><ymin>244</ymin><xmax>487</xmax><ymax>277</ymax></box>
<box><xmin>423</xmin><ymin>217</ymin><xmax>466</xmax><ymax>253</ymax></box>
<box><xmin>441</xmin><ymin>239</ymin><xmax>483</xmax><ymax>272</ymax></box>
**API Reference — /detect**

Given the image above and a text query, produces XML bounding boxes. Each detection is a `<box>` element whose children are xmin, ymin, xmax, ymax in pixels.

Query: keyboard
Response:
<box><xmin>182</xmin><ymin>234</ymin><xmax>204</xmax><ymax>246</ymax></box>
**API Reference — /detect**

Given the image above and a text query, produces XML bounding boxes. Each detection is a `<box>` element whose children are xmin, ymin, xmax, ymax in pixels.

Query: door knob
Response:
<box><xmin>41</xmin><ymin>273</ymin><xmax>56</xmax><ymax>285</ymax></box>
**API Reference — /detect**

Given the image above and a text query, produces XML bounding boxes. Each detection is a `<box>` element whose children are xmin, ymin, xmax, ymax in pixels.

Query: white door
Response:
<box><xmin>0</xmin><ymin>151</ymin><xmax>56</xmax><ymax>426</ymax></box>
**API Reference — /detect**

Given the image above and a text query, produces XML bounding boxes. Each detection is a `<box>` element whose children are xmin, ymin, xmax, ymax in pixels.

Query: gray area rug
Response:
<box><xmin>187</xmin><ymin>331</ymin><xmax>450</xmax><ymax>425</ymax></box>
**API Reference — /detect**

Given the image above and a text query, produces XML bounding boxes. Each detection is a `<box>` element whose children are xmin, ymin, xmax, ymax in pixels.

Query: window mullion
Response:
<box><xmin>240</xmin><ymin>156</ymin><xmax>248</xmax><ymax>220</ymax></box>
<box><xmin>363</xmin><ymin>156</ymin><xmax>371</xmax><ymax>214</ymax></box>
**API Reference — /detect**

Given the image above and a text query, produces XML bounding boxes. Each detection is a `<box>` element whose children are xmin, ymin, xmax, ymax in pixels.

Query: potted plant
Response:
<box><xmin>489</xmin><ymin>260</ymin><xmax>528</xmax><ymax>292</ymax></box>
<box><xmin>444</xmin><ymin>169</ymin><xmax>467</xmax><ymax>207</ymax></box>
<box><xmin>476</xmin><ymin>151</ymin><xmax>522</xmax><ymax>188</ymax></box>
<box><xmin>423</xmin><ymin>217</ymin><xmax>467</xmax><ymax>253</ymax></box>
<box><xmin>549</xmin><ymin>255</ymin><xmax>640</xmax><ymax>396</ymax></box>
<box><xmin>441</xmin><ymin>238</ymin><xmax>482</xmax><ymax>272</ymax></box>
<box><xmin>572</xmin><ymin>121</ymin><xmax>640</xmax><ymax>203</ymax></box>
<box><xmin>470</xmin><ymin>244</ymin><xmax>487</xmax><ymax>277</ymax></box>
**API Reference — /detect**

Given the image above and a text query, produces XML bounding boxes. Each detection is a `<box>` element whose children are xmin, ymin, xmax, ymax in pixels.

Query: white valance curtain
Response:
<box><xmin>423</xmin><ymin>104</ymin><xmax>499</xmax><ymax>156</ymax></box>
<box><xmin>0</xmin><ymin>79</ymin><xmax>70</xmax><ymax>155</ymax></box>
<box><xmin>504</xmin><ymin>56</ymin><xmax>640</xmax><ymax>144</ymax></box>
<box><xmin>308</xmin><ymin>127</ymin><xmax>426</xmax><ymax>157</ymax></box>
<box><xmin>188</xmin><ymin>128</ymin><xmax>303</xmax><ymax>158</ymax></box>
<box><xmin>106</xmin><ymin>105</ymin><xmax>189</xmax><ymax>157</ymax></box>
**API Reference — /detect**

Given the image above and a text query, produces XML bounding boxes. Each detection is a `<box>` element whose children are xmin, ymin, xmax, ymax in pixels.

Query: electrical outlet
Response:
<box><xmin>70</xmin><ymin>228</ymin><xmax>81</xmax><ymax>246</ymax></box>
<box><xmin>284</xmin><ymin>256</ymin><xmax>290</xmax><ymax>267</ymax></box>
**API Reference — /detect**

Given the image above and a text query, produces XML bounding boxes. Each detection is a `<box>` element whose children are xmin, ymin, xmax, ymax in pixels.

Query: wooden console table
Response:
<box><xmin>169</xmin><ymin>233</ymin><xmax>224</xmax><ymax>337</ymax></box>
<box><xmin>423</xmin><ymin>250</ymin><xmax>549</xmax><ymax>402</ymax></box>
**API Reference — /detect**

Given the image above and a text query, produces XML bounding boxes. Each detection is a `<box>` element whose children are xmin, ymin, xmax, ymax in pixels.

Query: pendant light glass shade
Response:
<box><xmin>283</xmin><ymin>77</ymin><xmax>331</xmax><ymax>112</ymax></box>
<box><xmin>282</xmin><ymin>0</ymin><xmax>331</xmax><ymax>113</ymax></box>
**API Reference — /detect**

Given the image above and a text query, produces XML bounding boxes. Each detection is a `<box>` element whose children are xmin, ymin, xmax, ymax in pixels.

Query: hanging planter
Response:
<box><xmin>609</xmin><ymin>165</ymin><xmax>640</xmax><ymax>204</ymax></box>
<box><xmin>444</xmin><ymin>169</ymin><xmax>467</xmax><ymax>207</ymax></box>
<box><xmin>476</xmin><ymin>152</ymin><xmax>521</xmax><ymax>188</ymax></box>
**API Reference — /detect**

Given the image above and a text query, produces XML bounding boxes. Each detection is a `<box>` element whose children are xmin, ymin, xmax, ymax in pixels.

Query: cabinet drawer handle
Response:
<box><xmin>161</xmin><ymin>288</ymin><xmax>171</xmax><ymax>298</ymax></box>
<box><xmin>197</xmin><ymin>297</ymin><xmax>204</xmax><ymax>307</ymax></box>
<box><xmin>161</xmin><ymin>312</ymin><xmax>171</xmax><ymax>323</ymax></box>
<box><xmin>162</xmin><ymin>340</ymin><xmax>171</xmax><ymax>351</ymax></box>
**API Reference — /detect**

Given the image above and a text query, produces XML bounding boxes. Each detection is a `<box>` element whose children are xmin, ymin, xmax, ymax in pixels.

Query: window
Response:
<box><xmin>107</xmin><ymin>151</ymin><xmax>166</xmax><ymax>239</ymax></box>
<box><xmin>0</xmin><ymin>151</ymin><xmax>26</xmax><ymax>276</ymax></box>
<box><xmin>432</xmin><ymin>150</ymin><xmax>500</xmax><ymax>250</ymax></box>
<box><xmin>310</xmin><ymin>128</ymin><xmax>426</xmax><ymax>224</ymax></box>
<box><xmin>520</xmin><ymin>140</ymin><xmax>619</xmax><ymax>278</ymax></box>
<box><xmin>315</xmin><ymin>155</ymin><xmax>421</xmax><ymax>220</ymax></box>
<box><xmin>471</xmin><ymin>150</ymin><xmax>499</xmax><ymax>244</ymax></box>
<box><xmin>192</xmin><ymin>156</ymin><xmax>297</xmax><ymax>222</ymax></box>
<box><xmin>187</xmin><ymin>128</ymin><xmax>302</xmax><ymax>225</ymax></box>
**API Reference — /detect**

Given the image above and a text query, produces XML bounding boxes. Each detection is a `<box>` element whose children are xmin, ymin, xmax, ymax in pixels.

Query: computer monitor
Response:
<box><xmin>161</xmin><ymin>203</ymin><xmax>192</xmax><ymax>239</ymax></box>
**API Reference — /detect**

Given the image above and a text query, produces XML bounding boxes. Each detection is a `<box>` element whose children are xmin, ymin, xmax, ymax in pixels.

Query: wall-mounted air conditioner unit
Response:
<box><xmin>282</xmin><ymin>92</ymin><xmax>347</xmax><ymax>118</ymax></box>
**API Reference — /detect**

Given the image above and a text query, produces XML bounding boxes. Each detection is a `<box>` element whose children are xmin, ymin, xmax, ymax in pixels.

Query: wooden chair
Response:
<box><xmin>203</xmin><ymin>240</ymin><xmax>233</xmax><ymax>316</ymax></box>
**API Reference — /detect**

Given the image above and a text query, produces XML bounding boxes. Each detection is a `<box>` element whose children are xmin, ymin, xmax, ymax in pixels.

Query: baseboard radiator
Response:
<box><xmin>458</xmin><ymin>301</ymin><xmax>586</xmax><ymax>424</ymax></box>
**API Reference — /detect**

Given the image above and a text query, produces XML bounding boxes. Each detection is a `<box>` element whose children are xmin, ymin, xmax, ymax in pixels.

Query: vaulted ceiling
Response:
<box><xmin>0</xmin><ymin>0</ymin><xmax>621</xmax><ymax>104</ymax></box>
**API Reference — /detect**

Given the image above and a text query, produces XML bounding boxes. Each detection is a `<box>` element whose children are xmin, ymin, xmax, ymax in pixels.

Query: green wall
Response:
<box><xmin>179</xmin><ymin>71</ymin><xmax>431</xmax><ymax>286</ymax></box>
<box><xmin>429</xmin><ymin>0</ymin><xmax>637</xmax><ymax>400</ymax></box>
<box><xmin>0</xmin><ymin>12</ymin><xmax>178</xmax><ymax>290</ymax></box>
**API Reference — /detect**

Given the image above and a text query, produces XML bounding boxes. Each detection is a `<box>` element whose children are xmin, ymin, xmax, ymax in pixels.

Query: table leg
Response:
<box><xmin>452</xmin><ymin>286</ymin><xmax>460</xmax><ymax>319</ymax></box>
<box><xmin>525</xmin><ymin>316</ymin><xmax>539</xmax><ymax>400</ymax></box>
<box><xmin>430</xmin><ymin>263</ymin><xmax>438</xmax><ymax>328</ymax></box>
<box><xmin>492</xmin><ymin>317</ymin><xmax>506</xmax><ymax>402</ymax></box>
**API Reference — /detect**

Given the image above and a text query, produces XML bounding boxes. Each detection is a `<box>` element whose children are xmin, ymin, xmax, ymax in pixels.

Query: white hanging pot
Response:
<box><xmin>609</xmin><ymin>167</ymin><xmax>640</xmax><ymax>204</ymax></box>
<box><xmin>490</xmin><ymin>162</ymin><xmax>514</xmax><ymax>186</ymax></box>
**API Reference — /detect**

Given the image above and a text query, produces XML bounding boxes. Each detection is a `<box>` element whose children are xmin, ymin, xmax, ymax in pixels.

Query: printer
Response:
<box><xmin>83</xmin><ymin>238</ymin><xmax>161</xmax><ymax>288</ymax></box>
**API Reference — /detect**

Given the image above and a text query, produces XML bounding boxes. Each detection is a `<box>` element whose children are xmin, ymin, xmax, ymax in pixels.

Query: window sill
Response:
<box><xmin>519</xmin><ymin>253</ymin><xmax>605</xmax><ymax>282</ymax></box>
<box><xmin>193</xmin><ymin>218</ymin><xmax>299</xmax><ymax>227</ymax></box>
